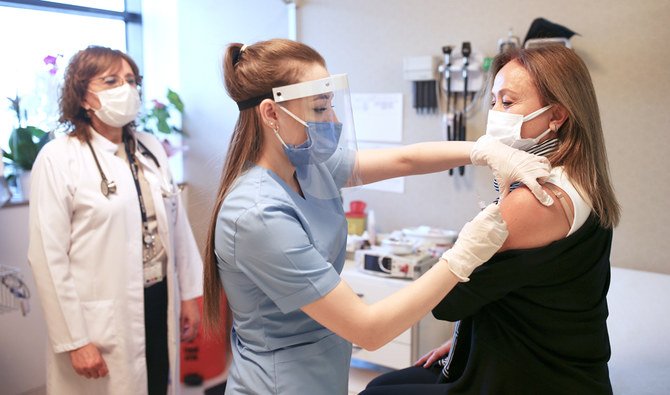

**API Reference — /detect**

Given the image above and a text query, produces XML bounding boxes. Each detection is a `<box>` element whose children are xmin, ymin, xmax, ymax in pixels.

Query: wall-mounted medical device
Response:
<box><xmin>1</xmin><ymin>264</ymin><xmax>30</xmax><ymax>316</ymax></box>
<box><xmin>437</xmin><ymin>44</ymin><xmax>485</xmax><ymax>96</ymax></box>
<box><xmin>436</xmin><ymin>42</ymin><xmax>487</xmax><ymax>176</ymax></box>
<box><xmin>403</xmin><ymin>56</ymin><xmax>439</xmax><ymax>113</ymax></box>
<box><xmin>403</xmin><ymin>43</ymin><xmax>486</xmax><ymax>116</ymax></box>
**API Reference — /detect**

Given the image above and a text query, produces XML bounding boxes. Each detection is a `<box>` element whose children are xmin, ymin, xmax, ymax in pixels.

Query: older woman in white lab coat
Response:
<box><xmin>28</xmin><ymin>46</ymin><xmax>202</xmax><ymax>395</ymax></box>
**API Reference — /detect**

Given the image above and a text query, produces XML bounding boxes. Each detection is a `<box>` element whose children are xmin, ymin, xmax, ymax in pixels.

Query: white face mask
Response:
<box><xmin>485</xmin><ymin>105</ymin><xmax>552</xmax><ymax>150</ymax></box>
<box><xmin>92</xmin><ymin>83</ymin><xmax>141</xmax><ymax>128</ymax></box>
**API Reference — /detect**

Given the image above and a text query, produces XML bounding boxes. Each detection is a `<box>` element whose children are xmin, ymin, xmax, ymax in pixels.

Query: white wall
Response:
<box><xmin>177</xmin><ymin>0</ymin><xmax>670</xmax><ymax>275</ymax></box>
<box><xmin>176</xmin><ymin>0</ymin><xmax>290</xmax><ymax>251</ymax></box>
<box><xmin>141</xmin><ymin>0</ymin><xmax>185</xmax><ymax>183</ymax></box>
<box><xmin>0</xmin><ymin>204</ymin><xmax>47</xmax><ymax>395</ymax></box>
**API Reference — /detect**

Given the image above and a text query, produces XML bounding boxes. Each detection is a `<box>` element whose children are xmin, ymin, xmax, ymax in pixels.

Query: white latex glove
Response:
<box><xmin>470</xmin><ymin>135</ymin><xmax>554</xmax><ymax>206</ymax></box>
<box><xmin>441</xmin><ymin>203</ymin><xmax>509</xmax><ymax>282</ymax></box>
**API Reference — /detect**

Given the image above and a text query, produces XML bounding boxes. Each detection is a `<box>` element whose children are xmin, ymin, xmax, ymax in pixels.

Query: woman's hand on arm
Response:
<box><xmin>414</xmin><ymin>338</ymin><xmax>453</xmax><ymax>368</ymax></box>
<box><xmin>356</xmin><ymin>141</ymin><xmax>473</xmax><ymax>185</ymax></box>
<box><xmin>69</xmin><ymin>343</ymin><xmax>108</xmax><ymax>379</ymax></box>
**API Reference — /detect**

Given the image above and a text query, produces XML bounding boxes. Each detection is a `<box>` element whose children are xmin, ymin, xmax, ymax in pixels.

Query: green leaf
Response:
<box><xmin>157</xmin><ymin>118</ymin><xmax>171</xmax><ymax>134</ymax></box>
<box><xmin>37</xmin><ymin>132</ymin><xmax>51</xmax><ymax>151</ymax></box>
<box><xmin>167</xmin><ymin>89</ymin><xmax>184</xmax><ymax>113</ymax></box>
<box><xmin>154</xmin><ymin>106</ymin><xmax>170</xmax><ymax>119</ymax></box>
<box><xmin>26</xmin><ymin>126</ymin><xmax>47</xmax><ymax>139</ymax></box>
<box><xmin>7</xmin><ymin>126</ymin><xmax>49</xmax><ymax>170</ymax></box>
<box><xmin>9</xmin><ymin>128</ymin><xmax>37</xmax><ymax>170</ymax></box>
<box><xmin>3</xmin><ymin>150</ymin><xmax>13</xmax><ymax>161</ymax></box>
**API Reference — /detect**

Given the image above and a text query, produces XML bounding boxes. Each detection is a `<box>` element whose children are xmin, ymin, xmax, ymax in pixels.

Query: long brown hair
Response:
<box><xmin>59</xmin><ymin>45</ymin><xmax>141</xmax><ymax>140</ymax></box>
<box><xmin>491</xmin><ymin>45</ymin><xmax>620</xmax><ymax>228</ymax></box>
<box><xmin>203</xmin><ymin>39</ymin><xmax>326</xmax><ymax>335</ymax></box>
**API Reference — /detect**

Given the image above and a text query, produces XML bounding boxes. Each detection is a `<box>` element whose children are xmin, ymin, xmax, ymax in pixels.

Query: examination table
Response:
<box><xmin>607</xmin><ymin>267</ymin><xmax>670</xmax><ymax>394</ymax></box>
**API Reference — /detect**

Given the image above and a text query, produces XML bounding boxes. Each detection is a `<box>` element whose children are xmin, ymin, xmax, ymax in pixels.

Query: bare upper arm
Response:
<box><xmin>498</xmin><ymin>184</ymin><xmax>572</xmax><ymax>252</ymax></box>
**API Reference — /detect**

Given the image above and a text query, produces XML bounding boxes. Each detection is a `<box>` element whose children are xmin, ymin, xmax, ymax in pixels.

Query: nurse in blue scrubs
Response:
<box><xmin>202</xmin><ymin>39</ymin><xmax>554</xmax><ymax>395</ymax></box>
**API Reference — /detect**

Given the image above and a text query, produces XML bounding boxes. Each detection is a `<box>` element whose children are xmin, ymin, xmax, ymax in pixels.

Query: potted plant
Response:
<box><xmin>138</xmin><ymin>88</ymin><xmax>186</xmax><ymax>135</ymax></box>
<box><xmin>3</xmin><ymin>95</ymin><xmax>50</xmax><ymax>200</ymax></box>
<box><xmin>137</xmin><ymin>88</ymin><xmax>188</xmax><ymax>167</ymax></box>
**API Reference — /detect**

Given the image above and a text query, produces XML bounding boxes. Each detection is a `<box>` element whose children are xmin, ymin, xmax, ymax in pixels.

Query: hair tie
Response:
<box><xmin>232</xmin><ymin>44</ymin><xmax>245</xmax><ymax>66</ymax></box>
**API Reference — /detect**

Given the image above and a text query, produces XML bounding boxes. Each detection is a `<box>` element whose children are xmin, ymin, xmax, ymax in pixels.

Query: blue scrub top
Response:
<box><xmin>215</xmin><ymin>150</ymin><xmax>355</xmax><ymax>394</ymax></box>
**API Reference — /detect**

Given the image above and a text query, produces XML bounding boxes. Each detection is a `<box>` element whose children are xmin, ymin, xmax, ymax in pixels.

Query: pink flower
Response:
<box><xmin>43</xmin><ymin>55</ymin><xmax>59</xmax><ymax>75</ymax></box>
<box><xmin>160</xmin><ymin>139</ymin><xmax>188</xmax><ymax>158</ymax></box>
<box><xmin>152</xmin><ymin>99</ymin><xmax>166</xmax><ymax>110</ymax></box>
<box><xmin>43</xmin><ymin>55</ymin><xmax>57</xmax><ymax>65</ymax></box>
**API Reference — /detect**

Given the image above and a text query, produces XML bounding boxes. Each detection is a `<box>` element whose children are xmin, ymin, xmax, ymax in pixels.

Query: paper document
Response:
<box><xmin>352</xmin><ymin>93</ymin><xmax>403</xmax><ymax>142</ymax></box>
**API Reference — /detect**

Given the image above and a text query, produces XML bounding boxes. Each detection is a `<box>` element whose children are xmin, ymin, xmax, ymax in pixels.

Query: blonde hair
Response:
<box><xmin>203</xmin><ymin>39</ymin><xmax>326</xmax><ymax>336</ymax></box>
<box><xmin>491</xmin><ymin>45</ymin><xmax>620</xmax><ymax>228</ymax></box>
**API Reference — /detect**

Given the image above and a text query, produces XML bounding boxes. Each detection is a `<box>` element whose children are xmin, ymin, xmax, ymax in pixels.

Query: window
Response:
<box><xmin>0</xmin><ymin>0</ymin><xmax>142</xmax><ymax>202</ymax></box>
<box><xmin>48</xmin><ymin>0</ymin><xmax>126</xmax><ymax>12</ymax></box>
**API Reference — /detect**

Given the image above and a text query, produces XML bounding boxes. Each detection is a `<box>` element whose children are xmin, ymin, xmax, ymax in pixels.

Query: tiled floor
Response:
<box><xmin>179</xmin><ymin>359</ymin><xmax>390</xmax><ymax>395</ymax></box>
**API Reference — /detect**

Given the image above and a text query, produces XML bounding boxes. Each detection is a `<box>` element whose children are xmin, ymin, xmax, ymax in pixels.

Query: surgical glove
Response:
<box><xmin>470</xmin><ymin>135</ymin><xmax>553</xmax><ymax>206</ymax></box>
<box><xmin>441</xmin><ymin>203</ymin><xmax>508</xmax><ymax>282</ymax></box>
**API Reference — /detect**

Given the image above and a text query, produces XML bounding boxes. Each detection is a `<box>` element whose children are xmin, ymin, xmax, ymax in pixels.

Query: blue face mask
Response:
<box><xmin>276</xmin><ymin>106</ymin><xmax>342</xmax><ymax>166</ymax></box>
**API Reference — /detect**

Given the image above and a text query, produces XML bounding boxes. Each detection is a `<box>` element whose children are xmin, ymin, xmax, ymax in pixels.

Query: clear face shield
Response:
<box><xmin>272</xmin><ymin>74</ymin><xmax>361</xmax><ymax>199</ymax></box>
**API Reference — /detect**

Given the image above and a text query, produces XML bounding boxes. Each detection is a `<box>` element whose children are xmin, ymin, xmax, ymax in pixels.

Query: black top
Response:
<box><xmin>433</xmin><ymin>214</ymin><xmax>613</xmax><ymax>395</ymax></box>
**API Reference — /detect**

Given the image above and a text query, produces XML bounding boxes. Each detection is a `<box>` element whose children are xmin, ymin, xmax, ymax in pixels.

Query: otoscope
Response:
<box><xmin>459</xmin><ymin>42</ymin><xmax>471</xmax><ymax>176</ymax></box>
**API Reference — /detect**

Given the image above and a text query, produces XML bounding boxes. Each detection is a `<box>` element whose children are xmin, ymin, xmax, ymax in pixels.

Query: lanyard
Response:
<box><xmin>123</xmin><ymin>136</ymin><xmax>156</xmax><ymax>250</ymax></box>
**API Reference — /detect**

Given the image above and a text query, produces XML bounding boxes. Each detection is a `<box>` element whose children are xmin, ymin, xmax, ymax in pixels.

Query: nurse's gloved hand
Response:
<box><xmin>470</xmin><ymin>135</ymin><xmax>554</xmax><ymax>206</ymax></box>
<box><xmin>415</xmin><ymin>338</ymin><xmax>453</xmax><ymax>368</ymax></box>
<box><xmin>441</xmin><ymin>203</ymin><xmax>508</xmax><ymax>282</ymax></box>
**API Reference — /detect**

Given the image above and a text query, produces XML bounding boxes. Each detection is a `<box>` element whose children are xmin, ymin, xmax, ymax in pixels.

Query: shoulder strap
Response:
<box><xmin>545</xmin><ymin>183</ymin><xmax>573</xmax><ymax>229</ymax></box>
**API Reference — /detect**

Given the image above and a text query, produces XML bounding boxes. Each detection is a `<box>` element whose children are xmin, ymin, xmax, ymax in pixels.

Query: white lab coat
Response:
<box><xmin>28</xmin><ymin>130</ymin><xmax>203</xmax><ymax>395</ymax></box>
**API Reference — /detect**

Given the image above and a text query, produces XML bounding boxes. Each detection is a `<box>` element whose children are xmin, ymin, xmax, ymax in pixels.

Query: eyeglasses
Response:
<box><xmin>90</xmin><ymin>74</ymin><xmax>142</xmax><ymax>89</ymax></box>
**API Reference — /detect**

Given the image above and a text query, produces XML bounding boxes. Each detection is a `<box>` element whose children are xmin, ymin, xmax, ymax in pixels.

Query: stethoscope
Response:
<box><xmin>85</xmin><ymin>136</ymin><xmax>180</xmax><ymax>198</ymax></box>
